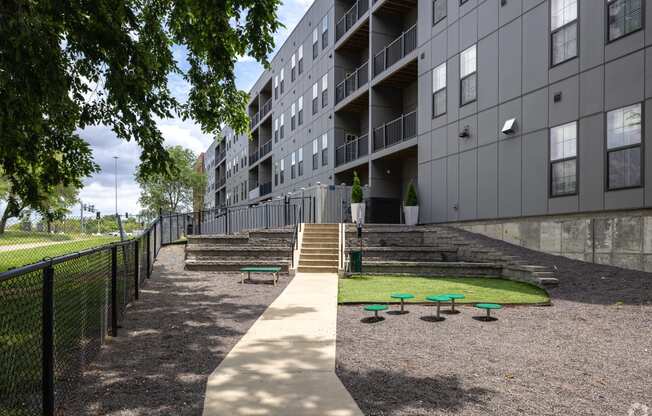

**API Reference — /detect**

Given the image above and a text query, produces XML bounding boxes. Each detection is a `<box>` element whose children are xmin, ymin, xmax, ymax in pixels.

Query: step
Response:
<box><xmin>303</xmin><ymin>235</ymin><xmax>339</xmax><ymax>241</ymax></box>
<box><xmin>538</xmin><ymin>277</ymin><xmax>559</xmax><ymax>287</ymax></box>
<box><xmin>301</xmin><ymin>247</ymin><xmax>339</xmax><ymax>254</ymax></box>
<box><xmin>302</xmin><ymin>232</ymin><xmax>339</xmax><ymax>238</ymax></box>
<box><xmin>299</xmin><ymin>259</ymin><xmax>338</xmax><ymax>267</ymax></box>
<box><xmin>297</xmin><ymin>265</ymin><xmax>338</xmax><ymax>273</ymax></box>
<box><xmin>300</xmin><ymin>253</ymin><xmax>339</xmax><ymax>261</ymax></box>
<box><xmin>302</xmin><ymin>242</ymin><xmax>339</xmax><ymax>249</ymax></box>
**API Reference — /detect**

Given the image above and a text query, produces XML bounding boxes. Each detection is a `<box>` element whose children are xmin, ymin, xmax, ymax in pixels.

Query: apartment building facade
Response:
<box><xmin>205</xmin><ymin>0</ymin><xmax>652</xmax><ymax>226</ymax></box>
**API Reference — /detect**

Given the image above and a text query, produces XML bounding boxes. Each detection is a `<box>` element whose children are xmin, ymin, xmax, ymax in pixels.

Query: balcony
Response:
<box><xmin>249</xmin><ymin>186</ymin><xmax>260</xmax><ymax>200</ymax></box>
<box><xmin>372</xmin><ymin>111</ymin><xmax>417</xmax><ymax>152</ymax></box>
<box><xmin>260</xmin><ymin>139</ymin><xmax>272</xmax><ymax>158</ymax></box>
<box><xmin>260</xmin><ymin>181</ymin><xmax>272</xmax><ymax>196</ymax></box>
<box><xmin>260</xmin><ymin>98</ymin><xmax>272</xmax><ymax>119</ymax></box>
<box><xmin>248</xmin><ymin>148</ymin><xmax>260</xmax><ymax>165</ymax></box>
<box><xmin>373</xmin><ymin>24</ymin><xmax>417</xmax><ymax>77</ymax></box>
<box><xmin>335</xmin><ymin>61</ymin><xmax>369</xmax><ymax>104</ymax></box>
<box><xmin>217</xmin><ymin>175</ymin><xmax>226</xmax><ymax>188</ymax></box>
<box><xmin>216</xmin><ymin>150</ymin><xmax>226</xmax><ymax>163</ymax></box>
<box><xmin>336</xmin><ymin>0</ymin><xmax>369</xmax><ymax>42</ymax></box>
<box><xmin>249</xmin><ymin>111</ymin><xmax>260</xmax><ymax>129</ymax></box>
<box><xmin>336</xmin><ymin>134</ymin><xmax>369</xmax><ymax>167</ymax></box>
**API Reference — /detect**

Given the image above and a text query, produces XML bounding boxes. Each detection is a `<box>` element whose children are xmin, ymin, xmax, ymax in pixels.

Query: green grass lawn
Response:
<box><xmin>0</xmin><ymin>231</ymin><xmax>74</xmax><ymax>246</ymax></box>
<box><xmin>0</xmin><ymin>236</ymin><xmax>119</xmax><ymax>272</ymax></box>
<box><xmin>338</xmin><ymin>275</ymin><xmax>550</xmax><ymax>304</ymax></box>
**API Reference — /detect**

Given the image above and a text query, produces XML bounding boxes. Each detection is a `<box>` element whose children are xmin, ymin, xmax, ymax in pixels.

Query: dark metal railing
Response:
<box><xmin>335</xmin><ymin>134</ymin><xmax>369</xmax><ymax>166</ymax></box>
<box><xmin>335</xmin><ymin>0</ymin><xmax>369</xmax><ymax>41</ymax></box>
<box><xmin>335</xmin><ymin>61</ymin><xmax>369</xmax><ymax>104</ymax></box>
<box><xmin>260</xmin><ymin>139</ymin><xmax>272</xmax><ymax>158</ymax></box>
<box><xmin>260</xmin><ymin>181</ymin><xmax>272</xmax><ymax>196</ymax></box>
<box><xmin>261</xmin><ymin>98</ymin><xmax>272</xmax><ymax>118</ymax></box>
<box><xmin>250</xmin><ymin>111</ymin><xmax>260</xmax><ymax>129</ymax></box>
<box><xmin>372</xmin><ymin>110</ymin><xmax>417</xmax><ymax>152</ymax></box>
<box><xmin>373</xmin><ymin>24</ymin><xmax>417</xmax><ymax>77</ymax></box>
<box><xmin>216</xmin><ymin>150</ymin><xmax>226</xmax><ymax>162</ymax></box>
<box><xmin>248</xmin><ymin>148</ymin><xmax>260</xmax><ymax>165</ymax></box>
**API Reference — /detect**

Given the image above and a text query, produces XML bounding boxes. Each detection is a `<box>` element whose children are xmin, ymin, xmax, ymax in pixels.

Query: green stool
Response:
<box><xmin>425</xmin><ymin>295</ymin><xmax>451</xmax><ymax>321</ymax></box>
<box><xmin>441</xmin><ymin>293</ymin><xmax>465</xmax><ymax>314</ymax></box>
<box><xmin>390</xmin><ymin>293</ymin><xmax>415</xmax><ymax>313</ymax></box>
<box><xmin>364</xmin><ymin>304</ymin><xmax>388</xmax><ymax>320</ymax></box>
<box><xmin>474</xmin><ymin>303</ymin><xmax>503</xmax><ymax>321</ymax></box>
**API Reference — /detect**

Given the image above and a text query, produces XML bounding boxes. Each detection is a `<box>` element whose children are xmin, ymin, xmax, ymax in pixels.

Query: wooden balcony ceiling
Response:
<box><xmin>338</xmin><ymin>90</ymin><xmax>369</xmax><ymax>113</ymax></box>
<box><xmin>376</xmin><ymin>0</ymin><xmax>417</xmax><ymax>16</ymax></box>
<box><xmin>338</xmin><ymin>20</ymin><xmax>369</xmax><ymax>52</ymax></box>
<box><xmin>376</xmin><ymin>58</ymin><xmax>417</xmax><ymax>88</ymax></box>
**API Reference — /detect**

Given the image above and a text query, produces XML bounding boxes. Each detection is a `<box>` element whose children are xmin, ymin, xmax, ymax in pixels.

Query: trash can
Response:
<box><xmin>349</xmin><ymin>250</ymin><xmax>362</xmax><ymax>272</ymax></box>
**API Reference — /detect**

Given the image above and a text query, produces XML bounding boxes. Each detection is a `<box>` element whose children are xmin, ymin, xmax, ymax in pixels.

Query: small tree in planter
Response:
<box><xmin>404</xmin><ymin>182</ymin><xmax>419</xmax><ymax>225</ymax></box>
<box><xmin>350</xmin><ymin>171</ymin><xmax>365</xmax><ymax>224</ymax></box>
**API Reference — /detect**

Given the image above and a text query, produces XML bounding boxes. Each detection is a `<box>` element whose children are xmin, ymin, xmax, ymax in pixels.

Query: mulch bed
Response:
<box><xmin>63</xmin><ymin>244</ymin><xmax>290</xmax><ymax>416</ymax></box>
<box><xmin>336</xmin><ymin>238</ymin><xmax>652</xmax><ymax>415</ymax></box>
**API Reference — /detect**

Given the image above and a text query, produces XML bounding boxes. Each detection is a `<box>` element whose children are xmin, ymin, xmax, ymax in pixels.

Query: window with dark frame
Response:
<box><xmin>550</xmin><ymin>121</ymin><xmax>578</xmax><ymax>196</ymax></box>
<box><xmin>607</xmin><ymin>103</ymin><xmax>642</xmax><ymax>190</ymax></box>
<box><xmin>432</xmin><ymin>63</ymin><xmax>446</xmax><ymax>118</ymax></box>
<box><xmin>312</xmin><ymin>83</ymin><xmax>318</xmax><ymax>115</ymax></box>
<box><xmin>298</xmin><ymin>97</ymin><xmax>304</xmax><ymax>125</ymax></box>
<box><xmin>321</xmin><ymin>74</ymin><xmax>328</xmax><ymax>108</ymax></box>
<box><xmin>274</xmin><ymin>162</ymin><xmax>278</xmax><ymax>186</ymax></box>
<box><xmin>460</xmin><ymin>45</ymin><xmax>476</xmax><ymax>106</ymax></box>
<box><xmin>550</xmin><ymin>0</ymin><xmax>578</xmax><ymax>66</ymax></box>
<box><xmin>291</xmin><ymin>103</ymin><xmax>296</xmax><ymax>131</ymax></box>
<box><xmin>298</xmin><ymin>45</ymin><xmax>304</xmax><ymax>74</ymax></box>
<box><xmin>322</xmin><ymin>15</ymin><xmax>329</xmax><ymax>49</ymax></box>
<box><xmin>608</xmin><ymin>0</ymin><xmax>643</xmax><ymax>42</ymax></box>
<box><xmin>291</xmin><ymin>152</ymin><xmax>296</xmax><ymax>180</ymax></box>
<box><xmin>280</xmin><ymin>159</ymin><xmax>285</xmax><ymax>184</ymax></box>
<box><xmin>298</xmin><ymin>148</ymin><xmax>304</xmax><ymax>176</ymax></box>
<box><xmin>313</xmin><ymin>28</ymin><xmax>319</xmax><ymax>59</ymax></box>
<box><xmin>433</xmin><ymin>0</ymin><xmax>447</xmax><ymax>25</ymax></box>
<box><xmin>321</xmin><ymin>134</ymin><xmax>328</xmax><ymax>166</ymax></box>
<box><xmin>312</xmin><ymin>139</ymin><xmax>319</xmax><ymax>170</ymax></box>
<box><xmin>291</xmin><ymin>53</ymin><xmax>296</xmax><ymax>82</ymax></box>
<box><xmin>280</xmin><ymin>114</ymin><xmax>285</xmax><ymax>139</ymax></box>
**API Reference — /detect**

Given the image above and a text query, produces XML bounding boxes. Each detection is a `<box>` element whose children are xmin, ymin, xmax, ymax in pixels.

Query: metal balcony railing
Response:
<box><xmin>261</xmin><ymin>98</ymin><xmax>272</xmax><ymax>118</ymax></box>
<box><xmin>260</xmin><ymin>181</ymin><xmax>272</xmax><ymax>196</ymax></box>
<box><xmin>372</xmin><ymin>111</ymin><xmax>417</xmax><ymax>152</ymax></box>
<box><xmin>248</xmin><ymin>148</ymin><xmax>260</xmax><ymax>165</ymax></box>
<box><xmin>216</xmin><ymin>150</ymin><xmax>226</xmax><ymax>163</ymax></box>
<box><xmin>335</xmin><ymin>134</ymin><xmax>369</xmax><ymax>166</ymax></box>
<box><xmin>335</xmin><ymin>0</ymin><xmax>369</xmax><ymax>42</ymax></box>
<box><xmin>335</xmin><ymin>61</ymin><xmax>369</xmax><ymax>104</ymax></box>
<box><xmin>373</xmin><ymin>24</ymin><xmax>417</xmax><ymax>77</ymax></box>
<box><xmin>260</xmin><ymin>139</ymin><xmax>272</xmax><ymax>158</ymax></box>
<box><xmin>217</xmin><ymin>175</ymin><xmax>226</xmax><ymax>188</ymax></box>
<box><xmin>250</xmin><ymin>111</ymin><xmax>260</xmax><ymax>129</ymax></box>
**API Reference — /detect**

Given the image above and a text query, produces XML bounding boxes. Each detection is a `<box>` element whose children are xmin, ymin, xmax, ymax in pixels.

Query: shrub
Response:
<box><xmin>351</xmin><ymin>171</ymin><xmax>363</xmax><ymax>203</ymax></box>
<box><xmin>405</xmin><ymin>182</ymin><xmax>418</xmax><ymax>206</ymax></box>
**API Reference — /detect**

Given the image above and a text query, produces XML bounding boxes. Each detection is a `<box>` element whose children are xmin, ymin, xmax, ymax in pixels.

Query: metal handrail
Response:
<box><xmin>373</xmin><ymin>24</ymin><xmax>417</xmax><ymax>77</ymax></box>
<box><xmin>260</xmin><ymin>139</ymin><xmax>272</xmax><ymax>157</ymax></box>
<box><xmin>335</xmin><ymin>61</ymin><xmax>369</xmax><ymax>104</ymax></box>
<box><xmin>335</xmin><ymin>0</ymin><xmax>369</xmax><ymax>41</ymax></box>
<box><xmin>261</xmin><ymin>98</ymin><xmax>272</xmax><ymax>118</ymax></box>
<box><xmin>335</xmin><ymin>133</ymin><xmax>369</xmax><ymax>166</ymax></box>
<box><xmin>372</xmin><ymin>110</ymin><xmax>417</xmax><ymax>152</ymax></box>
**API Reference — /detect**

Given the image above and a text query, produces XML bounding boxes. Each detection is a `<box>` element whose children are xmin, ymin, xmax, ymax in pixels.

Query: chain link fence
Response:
<box><xmin>0</xmin><ymin>214</ymin><xmax>174</xmax><ymax>416</ymax></box>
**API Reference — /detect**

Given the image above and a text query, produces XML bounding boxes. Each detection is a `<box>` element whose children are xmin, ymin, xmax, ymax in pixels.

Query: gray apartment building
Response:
<box><xmin>205</xmin><ymin>0</ymin><xmax>651</xmax><ymax>227</ymax></box>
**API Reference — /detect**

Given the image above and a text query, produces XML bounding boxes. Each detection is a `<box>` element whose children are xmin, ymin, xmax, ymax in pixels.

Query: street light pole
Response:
<box><xmin>113</xmin><ymin>156</ymin><xmax>119</xmax><ymax>216</ymax></box>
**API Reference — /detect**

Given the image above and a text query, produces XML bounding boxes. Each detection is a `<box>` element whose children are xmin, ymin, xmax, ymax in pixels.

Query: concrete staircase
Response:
<box><xmin>298</xmin><ymin>224</ymin><xmax>339</xmax><ymax>273</ymax></box>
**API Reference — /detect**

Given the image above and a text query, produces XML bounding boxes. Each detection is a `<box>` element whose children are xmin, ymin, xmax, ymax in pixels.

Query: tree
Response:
<box><xmin>1</xmin><ymin>0</ymin><xmax>282</xmax><ymax>212</ymax></box>
<box><xmin>136</xmin><ymin>145</ymin><xmax>205</xmax><ymax>215</ymax></box>
<box><xmin>351</xmin><ymin>171</ymin><xmax>363</xmax><ymax>203</ymax></box>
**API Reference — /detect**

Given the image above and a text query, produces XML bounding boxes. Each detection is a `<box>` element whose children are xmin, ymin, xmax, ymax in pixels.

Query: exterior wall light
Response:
<box><xmin>459</xmin><ymin>125</ymin><xmax>470</xmax><ymax>138</ymax></box>
<box><xmin>502</xmin><ymin>118</ymin><xmax>517</xmax><ymax>135</ymax></box>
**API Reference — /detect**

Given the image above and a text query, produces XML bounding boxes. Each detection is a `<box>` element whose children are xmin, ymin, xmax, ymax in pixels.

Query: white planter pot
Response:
<box><xmin>351</xmin><ymin>203</ymin><xmax>366</xmax><ymax>224</ymax></box>
<box><xmin>404</xmin><ymin>206</ymin><xmax>419</xmax><ymax>226</ymax></box>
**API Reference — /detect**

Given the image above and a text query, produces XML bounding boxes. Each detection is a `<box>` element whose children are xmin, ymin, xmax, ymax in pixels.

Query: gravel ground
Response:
<box><xmin>336</xmin><ymin>239</ymin><xmax>652</xmax><ymax>416</ymax></box>
<box><xmin>63</xmin><ymin>244</ymin><xmax>290</xmax><ymax>416</ymax></box>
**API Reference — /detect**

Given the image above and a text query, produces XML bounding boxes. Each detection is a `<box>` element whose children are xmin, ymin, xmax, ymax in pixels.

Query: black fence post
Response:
<box><xmin>169</xmin><ymin>214</ymin><xmax>172</xmax><ymax>244</ymax></box>
<box><xmin>146</xmin><ymin>230</ymin><xmax>151</xmax><ymax>279</ymax></box>
<box><xmin>312</xmin><ymin>196</ymin><xmax>316</xmax><ymax>223</ymax></box>
<box><xmin>134</xmin><ymin>240</ymin><xmax>140</xmax><ymax>300</ymax></box>
<box><xmin>226</xmin><ymin>207</ymin><xmax>230</xmax><ymax>235</ymax></box>
<box><xmin>265</xmin><ymin>204</ymin><xmax>270</xmax><ymax>229</ymax></box>
<box><xmin>153</xmin><ymin>222</ymin><xmax>157</xmax><ymax>259</ymax></box>
<box><xmin>283</xmin><ymin>196</ymin><xmax>288</xmax><ymax>226</ymax></box>
<box><xmin>110</xmin><ymin>245</ymin><xmax>118</xmax><ymax>337</ymax></box>
<box><xmin>198</xmin><ymin>211</ymin><xmax>202</xmax><ymax>235</ymax></box>
<box><xmin>42</xmin><ymin>264</ymin><xmax>55</xmax><ymax>416</ymax></box>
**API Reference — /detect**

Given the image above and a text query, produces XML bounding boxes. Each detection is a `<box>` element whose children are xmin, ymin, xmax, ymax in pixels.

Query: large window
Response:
<box><xmin>460</xmin><ymin>45</ymin><xmax>476</xmax><ymax>106</ymax></box>
<box><xmin>312</xmin><ymin>139</ymin><xmax>319</xmax><ymax>169</ymax></box>
<box><xmin>432</xmin><ymin>63</ymin><xmax>447</xmax><ymax>118</ymax></box>
<box><xmin>313</xmin><ymin>28</ymin><xmax>319</xmax><ymax>59</ymax></box>
<box><xmin>291</xmin><ymin>152</ymin><xmax>296</xmax><ymax>179</ymax></box>
<box><xmin>280</xmin><ymin>114</ymin><xmax>285</xmax><ymax>139</ymax></box>
<box><xmin>607</xmin><ymin>103</ymin><xmax>642</xmax><ymax>190</ymax></box>
<box><xmin>291</xmin><ymin>53</ymin><xmax>296</xmax><ymax>82</ymax></box>
<box><xmin>291</xmin><ymin>103</ymin><xmax>296</xmax><ymax>131</ymax></box>
<box><xmin>280</xmin><ymin>68</ymin><xmax>285</xmax><ymax>94</ymax></box>
<box><xmin>274</xmin><ymin>75</ymin><xmax>279</xmax><ymax>99</ymax></box>
<box><xmin>322</xmin><ymin>15</ymin><xmax>329</xmax><ymax>48</ymax></box>
<box><xmin>433</xmin><ymin>0</ymin><xmax>446</xmax><ymax>25</ymax></box>
<box><xmin>321</xmin><ymin>74</ymin><xmax>328</xmax><ymax>108</ymax></box>
<box><xmin>298</xmin><ymin>97</ymin><xmax>304</xmax><ymax>125</ymax></box>
<box><xmin>298</xmin><ymin>45</ymin><xmax>304</xmax><ymax>74</ymax></box>
<box><xmin>550</xmin><ymin>0</ymin><xmax>577</xmax><ymax>66</ymax></box>
<box><xmin>298</xmin><ymin>148</ymin><xmax>304</xmax><ymax>176</ymax></box>
<box><xmin>312</xmin><ymin>83</ymin><xmax>318</xmax><ymax>115</ymax></box>
<box><xmin>280</xmin><ymin>159</ymin><xmax>285</xmax><ymax>184</ymax></box>
<box><xmin>274</xmin><ymin>162</ymin><xmax>278</xmax><ymax>186</ymax></box>
<box><xmin>274</xmin><ymin>118</ymin><xmax>279</xmax><ymax>142</ymax></box>
<box><xmin>550</xmin><ymin>122</ymin><xmax>578</xmax><ymax>196</ymax></box>
<box><xmin>608</xmin><ymin>0</ymin><xmax>643</xmax><ymax>41</ymax></box>
<box><xmin>321</xmin><ymin>134</ymin><xmax>328</xmax><ymax>166</ymax></box>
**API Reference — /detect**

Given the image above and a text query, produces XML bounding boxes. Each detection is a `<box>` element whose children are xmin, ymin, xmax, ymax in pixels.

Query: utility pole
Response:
<box><xmin>113</xmin><ymin>156</ymin><xmax>119</xmax><ymax>216</ymax></box>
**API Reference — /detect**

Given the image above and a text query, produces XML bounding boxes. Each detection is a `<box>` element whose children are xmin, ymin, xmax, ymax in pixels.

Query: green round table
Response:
<box><xmin>390</xmin><ymin>293</ymin><xmax>415</xmax><ymax>313</ymax></box>
<box><xmin>441</xmin><ymin>293</ymin><xmax>465</xmax><ymax>314</ymax></box>
<box><xmin>425</xmin><ymin>295</ymin><xmax>451</xmax><ymax>321</ymax></box>
<box><xmin>474</xmin><ymin>303</ymin><xmax>503</xmax><ymax>321</ymax></box>
<box><xmin>364</xmin><ymin>304</ymin><xmax>388</xmax><ymax>319</ymax></box>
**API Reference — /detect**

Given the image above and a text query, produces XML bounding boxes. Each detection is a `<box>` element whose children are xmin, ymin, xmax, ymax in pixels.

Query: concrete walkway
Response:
<box><xmin>202</xmin><ymin>272</ymin><xmax>363</xmax><ymax>416</ymax></box>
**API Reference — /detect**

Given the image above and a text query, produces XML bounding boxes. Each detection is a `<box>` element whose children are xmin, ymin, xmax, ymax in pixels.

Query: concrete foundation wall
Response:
<box><xmin>450</xmin><ymin>209</ymin><xmax>652</xmax><ymax>272</ymax></box>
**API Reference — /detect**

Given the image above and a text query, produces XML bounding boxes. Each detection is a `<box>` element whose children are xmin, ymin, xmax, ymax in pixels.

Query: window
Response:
<box><xmin>298</xmin><ymin>97</ymin><xmax>304</xmax><ymax>125</ymax></box>
<box><xmin>298</xmin><ymin>148</ymin><xmax>304</xmax><ymax>176</ymax></box>
<box><xmin>312</xmin><ymin>83</ymin><xmax>319</xmax><ymax>115</ymax></box>
<box><xmin>291</xmin><ymin>53</ymin><xmax>296</xmax><ymax>81</ymax></box>
<box><xmin>550</xmin><ymin>122</ymin><xmax>578</xmax><ymax>196</ymax></box>
<box><xmin>291</xmin><ymin>103</ymin><xmax>296</xmax><ymax>130</ymax></box>
<box><xmin>433</xmin><ymin>0</ymin><xmax>447</xmax><ymax>25</ymax></box>
<box><xmin>321</xmin><ymin>74</ymin><xmax>328</xmax><ymax>108</ymax></box>
<box><xmin>274</xmin><ymin>118</ymin><xmax>279</xmax><ymax>142</ymax></box>
<box><xmin>280</xmin><ymin>68</ymin><xmax>285</xmax><ymax>94</ymax></box>
<box><xmin>280</xmin><ymin>159</ymin><xmax>285</xmax><ymax>184</ymax></box>
<box><xmin>608</xmin><ymin>0</ymin><xmax>643</xmax><ymax>41</ymax></box>
<box><xmin>312</xmin><ymin>139</ymin><xmax>319</xmax><ymax>169</ymax></box>
<box><xmin>313</xmin><ymin>28</ymin><xmax>319</xmax><ymax>59</ymax></box>
<box><xmin>280</xmin><ymin>113</ymin><xmax>285</xmax><ymax>139</ymax></box>
<box><xmin>274</xmin><ymin>162</ymin><xmax>279</xmax><ymax>186</ymax></box>
<box><xmin>551</xmin><ymin>0</ymin><xmax>577</xmax><ymax>65</ymax></box>
<box><xmin>322</xmin><ymin>15</ymin><xmax>329</xmax><ymax>48</ymax></box>
<box><xmin>274</xmin><ymin>75</ymin><xmax>279</xmax><ymax>99</ymax></box>
<box><xmin>607</xmin><ymin>103</ymin><xmax>642</xmax><ymax>190</ymax></box>
<box><xmin>460</xmin><ymin>45</ymin><xmax>476</xmax><ymax>106</ymax></box>
<box><xmin>432</xmin><ymin>63</ymin><xmax>447</xmax><ymax>118</ymax></box>
<box><xmin>291</xmin><ymin>152</ymin><xmax>296</xmax><ymax>179</ymax></box>
<box><xmin>321</xmin><ymin>134</ymin><xmax>328</xmax><ymax>166</ymax></box>
<box><xmin>298</xmin><ymin>45</ymin><xmax>304</xmax><ymax>74</ymax></box>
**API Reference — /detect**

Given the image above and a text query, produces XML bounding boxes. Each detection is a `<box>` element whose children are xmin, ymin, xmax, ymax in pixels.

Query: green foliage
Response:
<box><xmin>405</xmin><ymin>182</ymin><xmax>418</xmax><ymax>206</ymax></box>
<box><xmin>136</xmin><ymin>145</ymin><xmax>205</xmax><ymax>215</ymax></box>
<box><xmin>351</xmin><ymin>171</ymin><xmax>363</xmax><ymax>203</ymax></box>
<box><xmin>0</xmin><ymin>0</ymin><xmax>282</xmax><ymax>210</ymax></box>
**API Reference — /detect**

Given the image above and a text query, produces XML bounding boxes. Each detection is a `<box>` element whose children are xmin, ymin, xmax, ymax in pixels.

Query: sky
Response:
<box><xmin>77</xmin><ymin>0</ymin><xmax>314</xmax><ymax>218</ymax></box>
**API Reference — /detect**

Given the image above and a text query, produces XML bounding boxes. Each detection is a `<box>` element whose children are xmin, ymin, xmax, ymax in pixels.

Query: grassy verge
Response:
<box><xmin>338</xmin><ymin>275</ymin><xmax>549</xmax><ymax>304</ymax></box>
<box><xmin>0</xmin><ymin>231</ymin><xmax>74</xmax><ymax>246</ymax></box>
<box><xmin>0</xmin><ymin>236</ymin><xmax>119</xmax><ymax>272</ymax></box>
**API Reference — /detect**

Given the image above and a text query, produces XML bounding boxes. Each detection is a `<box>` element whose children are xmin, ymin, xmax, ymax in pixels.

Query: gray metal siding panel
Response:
<box><xmin>522</xmin><ymin>130</ymin><xmax>549</xmax><ymax>216</ymax></box>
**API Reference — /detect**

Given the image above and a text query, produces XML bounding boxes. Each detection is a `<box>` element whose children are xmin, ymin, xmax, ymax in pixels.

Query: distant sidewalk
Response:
<box><xmin>202</xmin><ymin>272</ymin><xmax>363</xmax><ymax>416</ymax></box>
